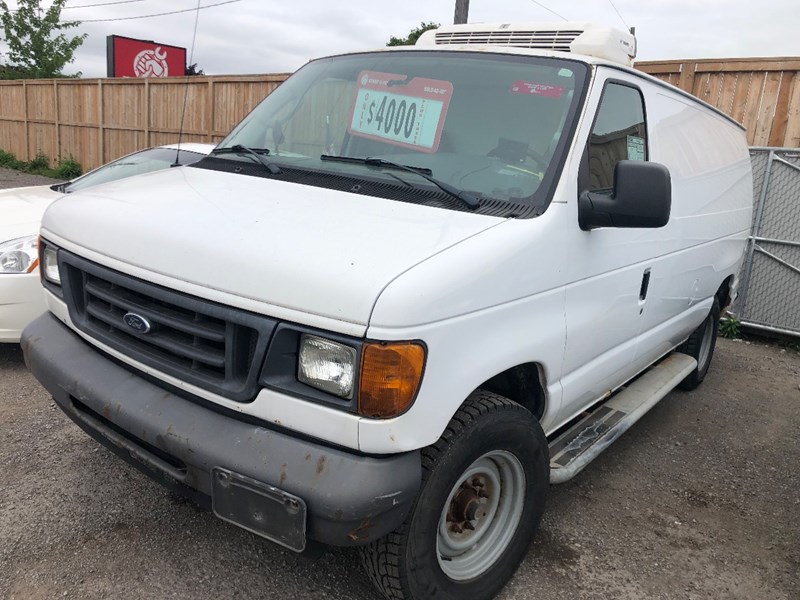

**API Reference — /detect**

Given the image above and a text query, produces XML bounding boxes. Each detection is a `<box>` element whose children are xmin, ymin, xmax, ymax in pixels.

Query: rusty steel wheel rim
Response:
<box><xmin>436</xmin><ymin>450</ymin><xmax>526</xmax><ymax>581</ymax></box>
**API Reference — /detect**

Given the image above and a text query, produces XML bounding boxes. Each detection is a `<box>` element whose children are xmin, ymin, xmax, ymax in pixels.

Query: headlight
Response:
<box><xmin>298</xmin><ymin>334</ymin><xmax>357</xmax><ymax>398</ymax></box>
<box><xmin>42</xmin><ymin>244</ymin><xmax>60</xmax><ymax>284</ymax></box>
<box><xmin>268</xmin><ymin>329</ymin><xmax>426</xmax><ymax>418</ymax></box>
<box><xmin>0</xmin><ymin>235</ymin><xmax>39</xmax><ymax>274</ymax></box>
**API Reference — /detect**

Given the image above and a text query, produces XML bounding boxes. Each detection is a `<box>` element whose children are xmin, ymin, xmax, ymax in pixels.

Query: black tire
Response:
<box><xmin>677</xmin><ymin>298</ymin><xmax>720</xmax><ymax>390</ymax></box>
<box><xmin>360</xmin><ymin>391</ymin><xmax>549</xmax><ymax>600</ymax></box>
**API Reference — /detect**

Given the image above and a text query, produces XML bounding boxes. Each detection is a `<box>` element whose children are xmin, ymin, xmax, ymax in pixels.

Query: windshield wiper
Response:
<box><xmin>320</xmin><ymin>154</ymin><xmax>480</xmax><ymax>209</ymax></box>
<box><xmin>212</xmin><ymin>144</ymin><xmax>281</xmax><ymax>174</ymax></box>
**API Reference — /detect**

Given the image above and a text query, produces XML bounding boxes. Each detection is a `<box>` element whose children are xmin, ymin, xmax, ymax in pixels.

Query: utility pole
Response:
<box><xmin>454</xmin><ymin>0</ymin><xmax>470</xmax><ymax>24</ymax></box>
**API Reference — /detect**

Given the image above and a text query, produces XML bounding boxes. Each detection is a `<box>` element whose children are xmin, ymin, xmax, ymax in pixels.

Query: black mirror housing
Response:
<box><xmin>579</xmin><ymin>160</ymin><xmax>671</xmax><ymax>230</ymax></box>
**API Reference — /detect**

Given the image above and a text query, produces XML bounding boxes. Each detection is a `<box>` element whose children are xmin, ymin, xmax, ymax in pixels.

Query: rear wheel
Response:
<box><xmin>677</xmin><ymin>298</ymin><xmax>720</xmax><ymax>390</ymax></box>
<box><xmin>360</xmin><ymin>391</ymin><xmax>549</xmax><ymax>600</ymax></box>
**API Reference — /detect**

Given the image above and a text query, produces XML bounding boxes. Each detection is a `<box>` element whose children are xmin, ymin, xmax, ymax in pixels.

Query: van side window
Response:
<box><xmin>588</xmin><ymin>82</ymin><xmax>647</xmax><ymax>194</ymax></box>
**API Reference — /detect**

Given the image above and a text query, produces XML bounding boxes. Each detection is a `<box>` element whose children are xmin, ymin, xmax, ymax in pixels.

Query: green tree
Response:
<box><xmin>185</xmin><ymin>62</ymin><xmax>205</xmax><ymax>76</ymax></box>
<box><xmin>387</xmin><ymin>22</ymin><xmax>439</xmax><ymax>46</ymax></box>
<box><xmin>0</xmin><ymin>0</ymin><xmax>87</xmax><ymax>79</ymax></box>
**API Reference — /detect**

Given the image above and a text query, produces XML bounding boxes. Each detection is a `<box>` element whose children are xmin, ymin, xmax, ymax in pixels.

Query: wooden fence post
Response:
<box><xmin>144</xmin><ymin>78</ymin><xmax>150</xmax><ymax>147</ymax></box>
<box><xmin>208</xmin><ymin>78</ymin><xmax>215</xmax><ymax>142</ymax></box>
<box><xmin>677</xmin><ymin>62</ymin><xmax>697</xmax><ymax>94</ymax></box>
<box><xmin>22</xmin><ymin>80</ymin><xmax>29</xmax><ymax>161</ymax></box>
<box><xmin>53</xmin><ymin>80</ymin><xmax>60</xmax><ymax>162</ymax></box>
<box><xmin>98</xmin><ymin>79</ymin><xmax>105</xmax><ymax>164</ymax></box>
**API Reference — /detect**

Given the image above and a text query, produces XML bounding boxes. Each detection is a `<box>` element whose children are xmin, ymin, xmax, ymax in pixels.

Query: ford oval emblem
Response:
<box><xmin>123</xmin><ymin>312</ymin><xmax>152</xmax><ymax>334</ymax></box>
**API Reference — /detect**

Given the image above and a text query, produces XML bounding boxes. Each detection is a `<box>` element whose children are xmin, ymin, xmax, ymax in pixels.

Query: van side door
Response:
<box><xmin>559</xmin><ymin>70</ymin><xmax>655</xmax><ymax>421</ymax></box>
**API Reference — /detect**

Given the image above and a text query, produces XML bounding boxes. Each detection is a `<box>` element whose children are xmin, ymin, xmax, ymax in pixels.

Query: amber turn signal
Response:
<box><xmin>358</xmin><ymin>342</ymin><xmax>425</xmax><ymax>418</ymax></box>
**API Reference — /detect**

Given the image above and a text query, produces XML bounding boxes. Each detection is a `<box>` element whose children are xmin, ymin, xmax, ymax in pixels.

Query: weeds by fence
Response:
<box><xmin>0</xmin><ymin>148</ymin><xmax>81</xmax><ymax>179</ymax></box>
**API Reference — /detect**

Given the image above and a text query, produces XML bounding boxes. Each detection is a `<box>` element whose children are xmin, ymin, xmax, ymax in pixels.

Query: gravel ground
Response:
<box><xmin>1</xmin><ymin>338</ymin><xmax>798</xmax><ymax>600</ymax></box>
<box><xmin>0</xmin><ymin>171</ymin><xmax>798</xmax><ymax>599</ymax></box>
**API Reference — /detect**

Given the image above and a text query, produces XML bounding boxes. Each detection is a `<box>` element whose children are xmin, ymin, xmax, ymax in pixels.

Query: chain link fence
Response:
<box><xmin>733</xmin><ymin>148</ymin><xmax>800</xmax><ymax>337</ymax></box>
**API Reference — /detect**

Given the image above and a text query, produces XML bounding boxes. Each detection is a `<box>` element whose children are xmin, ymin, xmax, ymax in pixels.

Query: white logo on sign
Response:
<box><xmin>133</xmin><ymin>46</ymin><xmax>169</xmax><ymax>77</ymax></box>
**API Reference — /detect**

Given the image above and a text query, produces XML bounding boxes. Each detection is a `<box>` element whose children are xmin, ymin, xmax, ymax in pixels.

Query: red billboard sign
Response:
<box><xmin>107</xmin><ymin>35</ymin><xmax>187</xmax><ymax>78</ymax></box>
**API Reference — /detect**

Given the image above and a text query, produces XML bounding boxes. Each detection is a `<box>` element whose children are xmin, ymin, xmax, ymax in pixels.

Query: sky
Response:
<box><xmin>0</xmin><ymin>0</ymin><xmax>798</xmax><ymax>77</ymax></box>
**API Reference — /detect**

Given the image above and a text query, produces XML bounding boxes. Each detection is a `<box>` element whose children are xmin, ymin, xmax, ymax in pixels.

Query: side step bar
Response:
<box><xmin>549</xmin><ymin>352</ymin><xmax>697</xmax><ymax>484</ymax></box>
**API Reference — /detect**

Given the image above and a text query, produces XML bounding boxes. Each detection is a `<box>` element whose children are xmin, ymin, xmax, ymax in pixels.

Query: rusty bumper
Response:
<box><xmin>22</xmin><ymin>313</ymin><xmax>420</xmax><ymax>548</ymax></box>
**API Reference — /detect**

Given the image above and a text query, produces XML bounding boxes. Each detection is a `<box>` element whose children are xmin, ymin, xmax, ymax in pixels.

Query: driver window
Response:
<box><xmin>588</xmin><ymin>82</ymin><xmax>647</xmax><ymax>194</ymax></box>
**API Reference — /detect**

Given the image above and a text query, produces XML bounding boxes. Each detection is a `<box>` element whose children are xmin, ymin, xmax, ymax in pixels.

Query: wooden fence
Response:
<box><xmin>1</xmin><ymin>57</ymin><xmax>799</xmax><ymax>171</ymax></box>
<box><xmin>0</xmin><ymin>74</ymin><xmax>289</xmax><ymax>171</ymax></box>
<box><xmin>636</xmin><ymin>57</ymin><xmax>800</xmax><ymax>147</ymax></box>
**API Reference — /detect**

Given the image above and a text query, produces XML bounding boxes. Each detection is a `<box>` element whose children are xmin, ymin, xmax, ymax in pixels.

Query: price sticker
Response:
<box><xmin>348</xmin><ymin>71</ymin><xmax>453</xmax><ymax>153</ymax></box>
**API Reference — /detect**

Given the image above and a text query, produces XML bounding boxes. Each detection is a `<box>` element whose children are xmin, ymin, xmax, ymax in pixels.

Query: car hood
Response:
<box><xmin>41</xmin><ymin>166</ymin><xmax>504</xmax><ymax>332</ymax></box>
<box><xmin>0</xmin><ymin>184</ymin><xmax>61</xmax><ymax>243</ymax></box>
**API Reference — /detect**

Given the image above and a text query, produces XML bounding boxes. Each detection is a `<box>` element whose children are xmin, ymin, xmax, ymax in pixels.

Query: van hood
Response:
<box><xmin>0</xmin><ymin>184</ymin><xmax>61</xmax><ymax>243</ymax></box>
<box><xmin>41</xmin><ymin>166</ymin><xmax>504</xmax><ymax>329</ymax></box>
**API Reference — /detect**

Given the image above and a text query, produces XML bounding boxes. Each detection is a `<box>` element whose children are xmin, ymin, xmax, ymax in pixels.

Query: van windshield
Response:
<box><xmin>212</xmin><ymin>50</ymin><xmax>587</xmax><ymax>216</ymax></box>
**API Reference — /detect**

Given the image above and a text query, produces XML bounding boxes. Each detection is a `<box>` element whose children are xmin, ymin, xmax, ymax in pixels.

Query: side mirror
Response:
<box><xmin>578</xmin><ymin>160</ymin><xmax>671</xmax><ymax>231</ymax></box>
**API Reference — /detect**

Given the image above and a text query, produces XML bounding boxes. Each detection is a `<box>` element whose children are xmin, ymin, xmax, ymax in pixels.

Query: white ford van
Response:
<box><xmin>23</xmin><ymin>22</ymin><xmax>753</xmax><ymax>600</ymax></box>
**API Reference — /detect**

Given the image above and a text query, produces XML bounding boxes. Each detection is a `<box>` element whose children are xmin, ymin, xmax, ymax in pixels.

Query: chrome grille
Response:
<box><xmin>434</xmin><ymin>29</ymin><xmax>582</xmax><ymax>50</ymax></box>
<box><xmin>60</xmin><ymin>251</ymin><xmax>276</xmax><ymax>402</ymax></box>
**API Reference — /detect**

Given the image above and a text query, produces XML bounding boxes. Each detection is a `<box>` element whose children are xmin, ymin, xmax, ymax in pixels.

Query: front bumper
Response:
<box><xmin>22</xmin><ymin>313</ymin><xmax>421</xmax><ymax>548</ymax></box>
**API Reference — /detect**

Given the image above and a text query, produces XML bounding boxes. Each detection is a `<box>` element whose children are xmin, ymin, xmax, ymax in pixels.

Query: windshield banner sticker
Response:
<box><xmin>509</xmin><ymin>81</ymin><xmax>564</xmax><ymax>98</ymax></box>
<box><xmin>348</xmin><ymin>71</ymin><xmax>453</xmax><ymax>153</ymax></box>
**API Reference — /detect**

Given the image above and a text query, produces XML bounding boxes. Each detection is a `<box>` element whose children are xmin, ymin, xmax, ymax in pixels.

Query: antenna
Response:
<box><xmin>607</xmin><ymin>0</ymin><xmax>631</xmax><ymax>31</ymax></box>
<box><xmin>527</xmin><ymin>0</ymin><xmax>567</xmax><ymax>21</ymax></box>
<box><xmin>174</xmin><ymin>0</ymin><xmax>203</xmax><ymax>166</ymax></box>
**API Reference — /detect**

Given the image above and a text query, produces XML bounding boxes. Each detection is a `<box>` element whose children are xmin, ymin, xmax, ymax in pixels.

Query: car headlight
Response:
<box><xmin>41</xmin><ymin>243</ymin><xmax>60</xmax><ymax>284</ymax></box>
<box><xmin>0</xmin><ymin>235</ymin><xmax>39</xmax><ymax>274</ymax></box>
<box><xmin>295</xmin><ymin>334</ymin><xmax>426</xmax><ymax>417</ymax></box>
<box><xmin>298</xmin><ymin>334</ymin><xmax>358</xmax><ymax>398</ymax></box>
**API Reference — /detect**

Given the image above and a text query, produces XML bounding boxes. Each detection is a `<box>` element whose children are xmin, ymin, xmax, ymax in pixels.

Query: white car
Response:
<box><xmin>0</xmin><ymin>143</ymin><xmax>213</xmax><ymax>342</ymax></box>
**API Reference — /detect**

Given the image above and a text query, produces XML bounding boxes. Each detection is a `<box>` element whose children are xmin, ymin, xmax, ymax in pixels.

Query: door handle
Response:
<box><xmin>639</xmin><ymin>269</ymin><xmax>652</xmax><ymax>302</ymax></box>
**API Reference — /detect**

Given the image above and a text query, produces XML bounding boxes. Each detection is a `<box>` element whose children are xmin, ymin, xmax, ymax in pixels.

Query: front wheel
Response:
<box><xmin>360</xmin><ymin>391</ymin><xmax>549</xmax><ymax>600</ymax></box>
<box><xmin>677</xmin><ymin>298</ymin><xmax>720</xmax><ymax>390</ymax></box>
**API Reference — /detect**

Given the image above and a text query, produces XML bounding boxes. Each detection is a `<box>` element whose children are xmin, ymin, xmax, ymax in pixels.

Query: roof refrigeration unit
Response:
<box><xmin>416</xmin><ymin>22</ymin><xmax>637</xmax><ymax>66</ymax></box>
